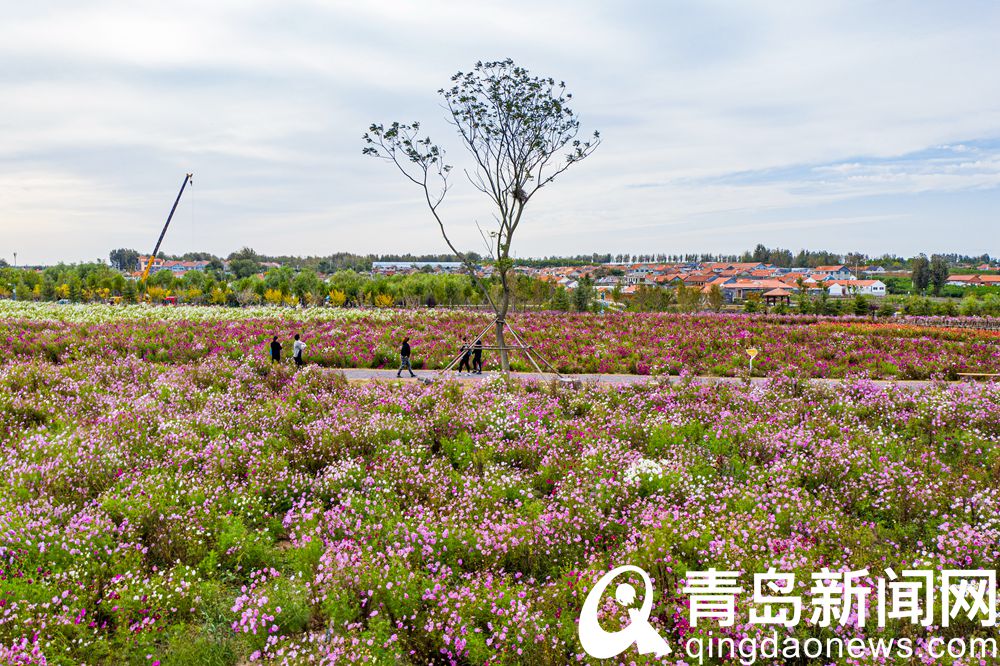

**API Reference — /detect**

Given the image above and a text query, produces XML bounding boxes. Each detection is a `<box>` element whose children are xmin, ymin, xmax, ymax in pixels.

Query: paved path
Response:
<box><xmin>337</xmin><ymin>368</ymin><xmax>964</xmax><ymax>389</ymax></box>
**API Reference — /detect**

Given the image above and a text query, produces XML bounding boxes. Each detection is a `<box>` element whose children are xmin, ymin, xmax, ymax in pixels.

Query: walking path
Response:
<box><xmin>337</xmin><ymin>368</ymin><xmax>970</xmax><ymax>389</ymax></box>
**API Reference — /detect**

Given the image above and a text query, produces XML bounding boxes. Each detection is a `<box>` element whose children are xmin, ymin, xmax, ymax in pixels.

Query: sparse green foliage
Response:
<box><xmin>364</xmin><ymin>59</ymin><xmax>600</xmax><ymax>371</ymax></box>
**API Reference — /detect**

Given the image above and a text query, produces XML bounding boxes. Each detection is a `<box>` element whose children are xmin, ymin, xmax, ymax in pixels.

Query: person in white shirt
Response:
<box><xmin>292</xmin><ymin>334</ymin><xmax>306</xmax><ymax>367</ymax></box>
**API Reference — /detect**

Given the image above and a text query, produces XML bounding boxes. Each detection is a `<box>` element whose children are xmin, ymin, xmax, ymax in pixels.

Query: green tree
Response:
<box><xmin>109</xmin><ymin>248</ymin><xmax>141</xmax><ymax>272</ymax></box>
<box><xmin>795</xmin><ymin>277</ymin><xmax>812</xmax><ymax>313</ymax></box>
<box><xmin>229</xmin><ymin>259</ymin><xmax>260</xmax><ymax>280</ymax></box>
<box><xmin>68</xmin><ymin>277</ymin><xmax>83</xmax><ymax>302</ymax></box>
<box><xmin>816</xmin><ymin>285</ymin><xmax>831</xmax><ymax>314</ymax></box>
<box><xmin>123</xmin><ymin>279</ymin><xmax>138</xmax><ymax>303</ymax></box>
<box><xmin>550</xmin><ymin>286</ymin><xmax>570</xmax><ymax>311</ymax></box>
<box><xmin>707</xmin><ymin>284</ymin><xmax>724</xmax><ymax>312</ymax></box>
<box><xmin>147</xmin><ymin>269</ymin><xmax>175</xmax><ymax>290</ymax></box>
<box><xmin>844</xmin><ymin>251</ymin><xmax>868</xmax><ymax>273</ymax></box>
<box><xmin>364</xmin><ymin>58</ymin><xmax>600</xmax><ymax>372</ymax></box>
<box><xmin>292</xmin><ymin>269</ymin><xmax>322</xmax><ymax>304</ymax></box>
<box><xmin>852</xmin><ymin>294</ymin><xmax>870</xmax><ymax>316</ymax></box>
<box><xmin>263</xmin><ymin>267</ymin><xmax>292</xmax><ymax>294</ymax></box>
<box><xmin>676</xmin><ymin>283</ymin><xmax>702</xmax><ymax>312</ymax></box>
<box><xmin>328</xmin><ymin>270</ymin><xmax>367</xmax><ymax>306</ymax></box>
<box><xmin>911</xmin><ymin>254</ymin><xmax>930</xmax><ymax>293</ymax></box>
<box><xmin>205</xmin><ymin>258</ymin><xmax>225</xmax><ymax>281</ymax></box>
<box><xmin>229</xmin><ymin>247</ymin><xmax>262</xmax><ymax>279</ymax></box>
<box><xmin>573</xmin><ymin>278</ymin><xmax>594</xmax><ymax>312</ymax></box>
<box><xmin>629</xmin><ymin>285</ymin><xmax>673</xmax><ymax>312</ymax></box>
<box><xmin>929</xmin><ymin>254</ymin><xmax>949</xmax><ymax>295</ymax></box>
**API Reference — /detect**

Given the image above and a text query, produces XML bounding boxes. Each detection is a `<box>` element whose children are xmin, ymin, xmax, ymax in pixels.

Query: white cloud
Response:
<box><xmin>1</xmin><ymin>0</ymin><xmax>999</xmax><ymax>262</ymax></box>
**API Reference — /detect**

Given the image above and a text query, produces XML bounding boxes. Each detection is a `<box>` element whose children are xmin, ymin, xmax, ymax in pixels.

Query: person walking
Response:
<box><xmin>457</xmin><ymin>339</ymin><xmax>472</xmax><ymax>374</ymax></box>
<box><xmin>269</xmin><ymin>336</ymin><xmax>282</xmax><ymax>363</ymax></box>
<box><xmin>292</xmin><ymin>333</ymin><xmax>306</xmax><ymax>367</ymax></box>
<box><xmin>472</xmin><ymin>338</ymin><xmax>483</xmax><ymax>374</ymax></box>
<box><xmin>397</xmin><ymin>336</ymin><xmax>416</xmax><ymax>378</ymax></box>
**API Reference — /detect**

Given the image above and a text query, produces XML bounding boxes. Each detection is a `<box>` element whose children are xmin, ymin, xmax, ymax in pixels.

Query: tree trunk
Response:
<box><xmin>496</xmin><ymin>287</ymin><xmax>511</xmax><ymax>373</ymax></box>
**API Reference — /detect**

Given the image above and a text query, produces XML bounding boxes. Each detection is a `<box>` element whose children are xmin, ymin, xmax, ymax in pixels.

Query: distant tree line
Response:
<box><xmin>144</xmin><ymin>248</ymin><xmax>487</xmax><ymax>274</ymax></box>
<box><xmin>0</xmin><ymin>262</ymin><xmax>602</xmax><ymax>311</ymax></box>
<box><xmin>99</xmin><ymin>245</ymin><xmax>995</xmax><ymax>274</ymax></box>
<box><xmin>4</xmin><ymin>260</ymin><xmax>999</xmax><ymax>317</ymax></box>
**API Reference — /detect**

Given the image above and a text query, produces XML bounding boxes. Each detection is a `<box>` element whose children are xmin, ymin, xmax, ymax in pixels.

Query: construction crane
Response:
<box><xmin>140</xmin><ymin>173</ymin><xmax>193</xmax><ymax>283</ymax></box>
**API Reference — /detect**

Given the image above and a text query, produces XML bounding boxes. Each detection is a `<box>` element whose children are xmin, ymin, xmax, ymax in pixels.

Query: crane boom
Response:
<box><xmin>141</xmin><ymin>173</ymin><xmax>193</xmax><ymax>283</ymax></box>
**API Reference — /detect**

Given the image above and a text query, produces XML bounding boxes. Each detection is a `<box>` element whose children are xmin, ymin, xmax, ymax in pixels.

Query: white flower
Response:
<box><xmin>624</xmin><ymin>457</ymin><xmax>663</xmax><ymax>485</ymax></box>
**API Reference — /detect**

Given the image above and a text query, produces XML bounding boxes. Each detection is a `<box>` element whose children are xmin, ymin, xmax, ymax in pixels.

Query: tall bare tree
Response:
<box><xmin>363</xmin><ymin>58</ymin><xmax>600</xmax><ymax>372</ymax></box>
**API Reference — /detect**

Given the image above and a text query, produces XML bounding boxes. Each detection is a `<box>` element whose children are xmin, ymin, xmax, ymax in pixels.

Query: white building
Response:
<box><xmin>826</xmin><ymin>280</ymin><xmax>887</xmax><ymax>297</ymax></box>
<box><xmin>371</xmin><ymin>261</ymin><xmax>465</xmax><ymax>274</ymax></box>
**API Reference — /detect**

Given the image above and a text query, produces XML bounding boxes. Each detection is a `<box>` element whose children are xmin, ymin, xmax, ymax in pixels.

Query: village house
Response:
<box><xmin>825</xmin><ymin>280</ymin><xmax>887</xmax><ymax>297</ymax></box>
<box><xmin>945</xmin><ymin>274</ymin><xmax>1000</xmax><ymax>287</ymax></box>
<box><xmin>681</xmin><ymin>273</ymin><xmax>717</xmax><ymax>287</ymax></box>
<box><xmin>136</xmin><ymin>255</ymin><xmax>165</xmax><ymax>273</ymax></box>
<box><xmin>699</xmin><ymin>261</ymin><xmax>768</xmax><ymax>273</ymax></box>
<box><xmin>947</xmin><ymin>275</ymin><xmax>981</xmax><ymax>286</ymax></box>
<box><xmin>720</xmin><ymin>279</ymin><xmax>795</xmax><ymax>302</ymax></box>
<box><xmin>557</xmin><ymin>276</ymin><xmax>579</xmax><ymax>290</ymax></box>
<box><xmin>623</xmin><ymin>270</ymin><xmax>653</xmax><ymax>285</ymax></box>
<box><xmin>136</xmin><ymin>256</ymin><xmax>211</xmax><ymax>275</ymax></box>
<box><xmin>813</xmin><ymin>265</ymin><xmax>853</xmax><ymax>280</ymax></box>
<box><xmin>653</xmin><ymin>273</ymin><xmax>684</xmax><ymax>286</ymax></box>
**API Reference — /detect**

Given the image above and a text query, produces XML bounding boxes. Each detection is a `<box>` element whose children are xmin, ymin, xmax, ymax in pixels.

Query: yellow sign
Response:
<box><xmin>746</xmin><ymin>347</ymin><xmax>759</xmax><ymax>359</ymax></box>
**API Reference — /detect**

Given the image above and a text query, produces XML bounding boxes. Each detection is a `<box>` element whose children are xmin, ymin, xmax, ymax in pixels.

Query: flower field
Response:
<box><xmin>1</xmin><ymin>304</ymin><xmax>999</xmax><ymax>664</ymax></box>
<box><xmin>0</xmin><ymin>337</ymin><xmax>998</xmax><ymax>663</ymax></box>
<box><xmin>2</xmin><ymin>302</ymin><xmax>999</xmax><ymax>378</ymax></box>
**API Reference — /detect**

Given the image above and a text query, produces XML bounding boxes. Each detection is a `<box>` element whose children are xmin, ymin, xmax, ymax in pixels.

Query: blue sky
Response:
<box><xmin>1</xmin><ymin>0</ymin><xmax>998</xmax><ymax>264</ymax></box>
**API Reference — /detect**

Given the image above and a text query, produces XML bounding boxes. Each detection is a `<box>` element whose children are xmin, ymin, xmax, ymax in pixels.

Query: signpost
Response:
<box><xmin>746</xmin><ymin>347</ymin><xmax>758</xmax><ymax>376</ymax></box>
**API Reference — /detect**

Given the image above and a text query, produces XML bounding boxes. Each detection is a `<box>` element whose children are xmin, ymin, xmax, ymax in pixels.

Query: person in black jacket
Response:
<box><xmin>397</xmin><ymin>336</ymin><xmax>416</xmax><ymax>378</ymax></box>
<box><xmin>472</xmin><ymin>338</ymin><xmax>483</xmax><ymax>374</ymax></box>
<box><xmin>457</xmin><ymin>339</ymin><xmax>472</xmax><ymax>374</ymax></box>
<box><xmin>269</xmin><ymin>336</ymin><xmax>282</xmax><ymax>363</ymax></box>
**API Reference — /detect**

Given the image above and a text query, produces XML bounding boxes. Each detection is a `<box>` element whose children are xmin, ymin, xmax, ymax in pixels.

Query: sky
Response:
<box><xmin>1</xmin><ymin>0</ymin><xmax>998</xmax><ymax>265</ymax></box>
